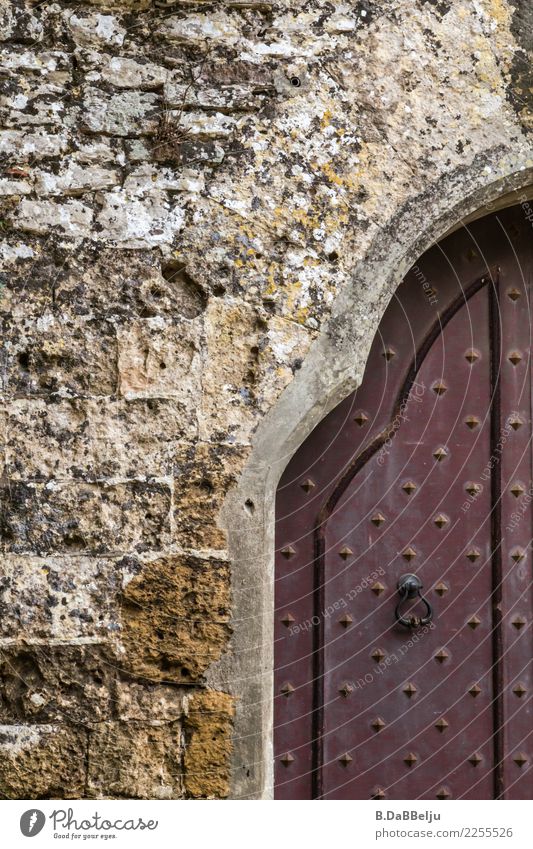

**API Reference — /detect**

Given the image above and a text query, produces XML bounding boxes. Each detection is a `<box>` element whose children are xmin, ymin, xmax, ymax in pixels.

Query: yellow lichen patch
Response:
<box><xmin>292</xmin><ymin>206</ymin><xmax>321</xmax><ymax>231</ymax></box>
<box><xmin>478</xmin><ymin>0</ymin><xmax>516</xmax><ymax>73</ymax></box>
<box><xmin>295</xmin><ymin>305</ymin><xmax>312</xmax><ymax>324</ymax></box>
<box><xmin>184</xmin><ymin>690</ymin><xmax>235</xmax><ymax>798</ymax></box>
<box><xmin>239</xmin><ymin>224</ymin><xmax>255</xmax><ymax>241</ymax></box>
<box><xmin>482</xmin><ymin>0</ymin><xmax>512</xmax><ymax>27</ymax></box>
<box><xmin>321</xmin><ymin>161</ymin><xmax>344</xmax><ymax>186</ymax></box>
<box><xmin>321</xmin><ymin>108</ymin><xmax>333</xmax><ymax>129</ymax></box>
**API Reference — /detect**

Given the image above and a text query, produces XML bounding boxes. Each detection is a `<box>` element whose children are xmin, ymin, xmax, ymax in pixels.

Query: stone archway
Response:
<box><xmin>274</xmin><ymin>202</ymin><xmax>533</xmax><ymax>799</ymax></box>
<box><xmin>221</xmin><ymin>163</ymin><xmax>533</xmax><ymax>800</ymax></box>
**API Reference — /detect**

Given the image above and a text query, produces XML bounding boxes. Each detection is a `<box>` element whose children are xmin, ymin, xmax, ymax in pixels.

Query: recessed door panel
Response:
<box><xmin>274</xmin><ymin>205</ymin><xmax>533</xmax><ymax>800</ymax></box>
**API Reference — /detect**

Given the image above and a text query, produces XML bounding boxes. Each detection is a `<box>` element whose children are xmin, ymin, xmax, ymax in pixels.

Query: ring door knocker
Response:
<box><xmin>395</xmin><ymin>574</ymin><xmax>433</xmax><ymax>629</ymax></box>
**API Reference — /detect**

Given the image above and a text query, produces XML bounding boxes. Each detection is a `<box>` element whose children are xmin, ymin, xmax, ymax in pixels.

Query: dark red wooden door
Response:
<box><xmin>274</xmin><ymin>205</ymin><xmax>533</xmax><ymax>799</ymax></box>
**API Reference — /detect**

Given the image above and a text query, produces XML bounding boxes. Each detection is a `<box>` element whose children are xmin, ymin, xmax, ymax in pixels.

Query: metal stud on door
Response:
<box><xmin>274</xmin><ymin>204</ymin><xmax>533</xmax><ymax>800</ymax></box>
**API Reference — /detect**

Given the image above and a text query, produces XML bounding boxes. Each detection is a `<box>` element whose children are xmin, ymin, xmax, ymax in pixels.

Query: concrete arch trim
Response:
<box><xmin>218</xmin><ymin>149</ymin><xmax>533</xmax><ymax>800</ymax></box>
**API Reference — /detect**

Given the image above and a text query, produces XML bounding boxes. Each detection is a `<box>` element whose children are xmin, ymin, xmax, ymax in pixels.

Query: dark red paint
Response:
<box><xmin>274</xmin><ymin>205</ymin><xmax>533</xmax><ymax>799</ymax></box>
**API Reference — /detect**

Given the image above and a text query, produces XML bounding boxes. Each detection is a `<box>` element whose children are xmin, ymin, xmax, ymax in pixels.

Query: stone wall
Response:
<box><xmin>0</xmin><ymin>0</ymin><xmax>531</xmax><ymax>798</ymax></box>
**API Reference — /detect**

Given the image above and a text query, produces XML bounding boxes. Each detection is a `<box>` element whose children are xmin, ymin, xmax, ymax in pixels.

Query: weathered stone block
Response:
<box><xmin>507</xmin><ymin>1</ymin><xmax>533</xmax><ymax>131</ymax></box>
<box><xmin>70</xmin><ymin>139</ymin><xmax>119</xmax><ymax>165</ymax></box>
<box><xmin>117</xmin><ymin>317</ymin><xmax>201</xmax><ymax>401</ymax></box>
<box><xmin>4</xmin><ymin>316</ymin><xmax>117</xmax><ymax>396</ymax></box>
<box><xmin>0</xmin><ymin>87</ymin><xmax>68</xmax><ymax>128</ymax></box>
<box><xmin>0</xmin><ymin>409</ymin><xmax>5</xmax><ymax>476</ymax></box>
<box><xmin>0</xmin><ymin>239</ymin><xmax>35</xmax><ymax>264</ymax></box>
<box><xmin>0</xmin><ymin>48</ymin><xmax>70</xmax><ymax>75</ymax></box>
<box><xmin>81</xmin><ymin>88</ymin><xmax>160</xmax><ymax>137</ymax></box>
<box><xmin>123</xmin><ymin>136</ymin><xmax>152</xmax><ymax>163</ymax></box>
<box><xmin>151</xmin><ymin>136</ymin><xmax>225</xmax><ymax>167</ymax></box>
<box><xmin>95</xmin><ymin>190</ymin><xmax>185</xmax><ymax>249</ymax></box>
<box><xmin>99</xmin><ymin>56</ymin><xmax>168</xmax><ymax>90</ymax></box>
<box><xmin>66</xmin><ymin>11</ymin><xmax>126</xmax><ymax>48</ymax></box>
<box><xmin>1</xmin><ymin>480</ymin><xmax>172</xmax><ymax>555</ymax></box>
<box><xmin>199</xmin><ymin>300</ymin><xmax>260</xmax><ymax>442</ymax></box>
<box><xmin>12</xmin><ymin>199</ymin><xmax>94</xmax><ymax>238</ymax></box>
<box><xmin>6</xmin><ymin>397</ymin><xmax>197</xmax><ymax>480</ymax></box>
<box><xmin>158</xmin><ymin>13</ymin><xmax>241</xmax><ymax>46</ymax></box>
<box><xmin>0</xmin><ymin>129</ymin><xmax>68</xmax><ymax>160</ymax></box>
<box><xmin>53</xmin><ymin>250</ymin><xmax>206</xmax><ymax>322</ymax></box>
<box><xmin>0</xmin><ymin>724</ymin><xmax>86</xmax><ymax>799</ymax></box>
<box><xmin>179</xmin><ymin>111</ymin><xmax>239</xmax><ymax>138</ymax></box>
<box><xmin>0</xmin><ymin>252</ymin><xmax>71</xmax><ymax>318</ymax></box>
<box><xmin>198</xmin><ymin>59</ymin><xmax>274</xmax><ymax>87</ymax></box>
<box><xmin>34</xmin><ymin>163</ymin><xmax>119</xmax><ymax>196</ymax></box>
<box><xmin>173</xmin><ymin>443</ymin><xmax>250</xmax><ymax>550</ymax></box>
<box><xmin>260</xmin><ymin>315</ymin><xmax>315</xmax><ymax>407</ymax></box>
<box><xmin>184</xmin><ymin>690</ymin><xmax>234</xmax><ymax>798</ymax></box>
<box><xmin>87</xmin><ymin>722</ymin><xmax>183</xmax><ymax>799</ymax></box>
<box><xmin>0</xmin><ymin>555</ymin><xmax>119</xmax><ymax>639</ymax></box>
<box><xmin>122</xmin><ymin>164</ymin><xmax>205</xmax><ymax>196</ymax></box>
<box><xmin>0</xmin><ymin>177</ymin><xmax>31</xmax><ymax>196</ymax></box>
<box><xmin>164</xmin><ymin>81</ymin><xmax>270</xmax><ymax>112</ymax></box>
<box><xmin>0</xmin><ymin>645</ymin><xmax>115</xmax><ymax>724</ymax></box>
<box><xmin>120</xmin><ymin>553</ymin><xmax>231</xmax><ymax>682</ymax></box>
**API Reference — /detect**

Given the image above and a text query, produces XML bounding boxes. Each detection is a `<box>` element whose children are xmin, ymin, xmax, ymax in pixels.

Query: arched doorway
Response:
<box><xmin>274</xmin><ymin>203</ymin><xmax>533</xmax><ymax>799</ymax></box>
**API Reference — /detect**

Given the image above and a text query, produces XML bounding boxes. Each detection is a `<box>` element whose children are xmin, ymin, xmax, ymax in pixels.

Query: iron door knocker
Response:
<box><xmin>395</xmin><ymin>573</ymin><xmax>433</xmax><ymax>628</ymax></box>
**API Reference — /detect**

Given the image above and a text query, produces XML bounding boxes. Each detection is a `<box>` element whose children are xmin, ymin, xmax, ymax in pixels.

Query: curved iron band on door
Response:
<box><xmin>312</xmin><ymin>270</ymin><xmax>502</xmax><ymax>800</ymax></box>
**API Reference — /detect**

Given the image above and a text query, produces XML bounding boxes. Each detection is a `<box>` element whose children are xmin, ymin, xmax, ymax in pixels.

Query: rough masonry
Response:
<box><xmin>0</xmin><ymin>0</ymin><xmax>531</xmax><ymax>797</ymax></box>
